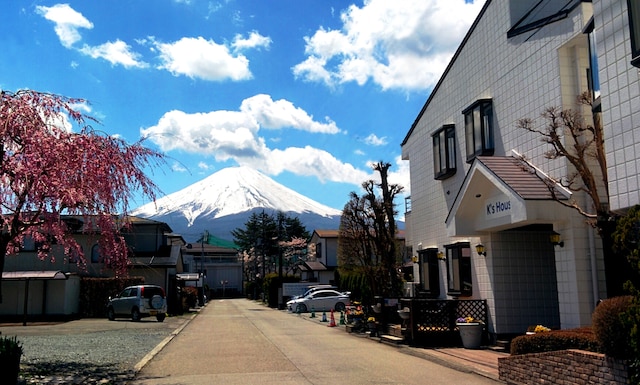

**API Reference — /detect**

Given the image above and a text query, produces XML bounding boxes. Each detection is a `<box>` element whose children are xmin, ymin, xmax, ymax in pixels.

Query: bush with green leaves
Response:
<box><xmin>591</xmin><ymin>296</ymin><xmax>633</xmax><ymax>359</ymax></box>
<box><xmin>510</xmin><ymin>328</ymin><xmax>599</xmax><ymax>355</ymax></box>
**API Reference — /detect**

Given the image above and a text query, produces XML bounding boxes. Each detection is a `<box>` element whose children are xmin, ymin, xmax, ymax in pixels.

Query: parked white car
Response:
<box><xmin>286</xmin><ymin>289</ymin><xmax>350</xmax><ymax>313</ymax></box>
<box><xmin>107</xmin><ymin>285</ymin><xmax>167</xmax><ymax>322</ymax></box>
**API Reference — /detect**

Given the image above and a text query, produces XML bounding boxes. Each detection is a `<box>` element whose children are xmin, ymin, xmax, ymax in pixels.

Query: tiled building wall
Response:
<box><xmin>594</xmin><ymin>0</ymin><xmax>640</xmax><ymax>211</ymax></box>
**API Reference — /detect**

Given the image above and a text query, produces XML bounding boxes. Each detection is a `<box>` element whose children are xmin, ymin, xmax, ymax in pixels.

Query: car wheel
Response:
<box><xmin>131</xmin><ymin>308</ymin><xmax>141</xmax><ymax>322</ymax></box>
<box><xmin>107</xmin><ymin>307</ymin><xmax>115</xmax><ymax>321</ymax></box>
<box><xmin>156</xmin><ymin>313</ymin><xmax>166</xmax><ymax>322</ymax></box>
<box><xmin>296</xmin><ymin>303</ymin><xmax>307</xmax><ymax>313</ymax></box>
<box><xmin>334</xmin><ymin>302</ymin><xmax>346</xmax><ymax>312</ymax></box>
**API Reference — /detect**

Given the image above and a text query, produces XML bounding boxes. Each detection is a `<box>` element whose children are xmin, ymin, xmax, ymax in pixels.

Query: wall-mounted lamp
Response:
<box><xmin>412</xmin><ymin>256</ymin><xmax>418</xmax><ymax>263</ymax></box>
<box><xmin>475</xmin><ymin>244</ymin><xmax>487</xmax><ymax>257</ymax></box>
<box><xmin>550</xmin><ymin>231</ymin><xmax>564</xmax><ymax>247</ymax></box>
<box><xmin>437</xmin><ymin>251</ymin><xmax>446</xmax><ymax>261</ymax></box>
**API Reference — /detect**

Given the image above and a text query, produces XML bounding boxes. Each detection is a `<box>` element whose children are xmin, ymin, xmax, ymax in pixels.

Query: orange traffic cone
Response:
<box><xmin>328</xmin><ymin>309</ymin><xmax>336</xmax><ymax>327</ymax></box>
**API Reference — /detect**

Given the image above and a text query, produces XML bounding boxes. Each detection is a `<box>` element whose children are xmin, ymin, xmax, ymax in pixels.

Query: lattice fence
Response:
<box><xmin>400</xmin><ymin>299</ymin><xmax>488</xmax><ymax>346</ymax></box>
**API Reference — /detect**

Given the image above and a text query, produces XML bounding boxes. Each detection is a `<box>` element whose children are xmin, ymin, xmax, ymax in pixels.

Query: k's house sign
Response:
<box><xmin>485</xmin><ymin>195</ymin><xmax>511</xmax><ymax>219</ymax></box>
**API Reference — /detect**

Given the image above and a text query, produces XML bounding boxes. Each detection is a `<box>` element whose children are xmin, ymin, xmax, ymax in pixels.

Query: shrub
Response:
<box><xmin>592</xmin><ymin>295</ymin><xmax>634</xmax><ymax>359</ymax></box>
<box><xmin>0</xmin><ymin>335</ymin><xmax>23</xmax><ymax>357</ymax></box>
<box><xmin>510</xmin><ymin>328</ymin><xmax>599</xmax><ymax>355</ymax></box>
<box><xmin>182</xmin><ymin>286</ymin><xmax>199</xmax><ymax>309</ymax></box>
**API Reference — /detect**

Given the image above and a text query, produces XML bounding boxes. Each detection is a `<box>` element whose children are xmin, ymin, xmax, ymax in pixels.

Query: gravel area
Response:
<box><xmin>18</xmin><ymin>329</ymin><xmax>169</xmax><ymax>384</ymax></box>
<box><xmin>1</xmin><ymin>314</ymin><xmax>194</xmax><ymax>385</ymax></box>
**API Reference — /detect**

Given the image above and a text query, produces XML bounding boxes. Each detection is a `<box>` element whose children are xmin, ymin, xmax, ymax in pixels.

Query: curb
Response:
<box><xmin>132</xmin><ymin>308</ymin><xmax>201</xmax><ymax>374</ymax></box>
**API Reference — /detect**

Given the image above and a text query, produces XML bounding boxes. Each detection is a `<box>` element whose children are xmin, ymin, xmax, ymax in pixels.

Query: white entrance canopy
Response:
<box><xmin>445</xmin><ymin>154</ymin><xmax>572</xmax><ymax>237</ymax></box>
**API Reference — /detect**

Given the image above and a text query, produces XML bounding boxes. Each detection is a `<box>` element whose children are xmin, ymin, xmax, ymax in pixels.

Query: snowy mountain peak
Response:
<box><xmin>132</xmin><ymin>167</ymin><xmax>342</xmax><ymax>234</ymax></box>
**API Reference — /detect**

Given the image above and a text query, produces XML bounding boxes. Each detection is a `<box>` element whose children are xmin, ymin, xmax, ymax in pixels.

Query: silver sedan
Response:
<box><xmin>286</xmin><ymin>289</ymin><xmax>350</xmax><ymax>313</ymax></box>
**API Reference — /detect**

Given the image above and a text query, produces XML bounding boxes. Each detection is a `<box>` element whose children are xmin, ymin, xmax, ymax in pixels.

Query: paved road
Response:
<box><xmin>132</xmin><ymin>299</ymin><xmax>500</xmax><ymax>385</ymax></box>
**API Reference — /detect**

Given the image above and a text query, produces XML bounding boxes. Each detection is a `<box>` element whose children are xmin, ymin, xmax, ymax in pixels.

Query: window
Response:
<box><xmin>584</xmin><ymin>18</ymin><xmax>601</xmax><ymax>102</ymax></box>
<box><xmin>463</xmin><ymin>99</ymin><xmax>494</xmax><ymax>162</ymax></box>
<box><xmin>418</xmin><ymin>248</ymin><xmax>440</xmax><ymax>297</ymax></box>
<box><xmin>629</xmin><ymin>0</ymin><xmax>640</xmax><ymax>67</ymax></box>
<box><xmin>432</xmin><ymin>124</ymin><xmax>456</xmax><ymax>180</ymax></box>
<box><xmin>91</xmin><ymin>244</ymin><xmax>101</xmax><ymax>263</ymax></box>
<box><xmin>445</xmin><ymin>242</ymin><xmax>472</xmax><ymax>297</ymax></box>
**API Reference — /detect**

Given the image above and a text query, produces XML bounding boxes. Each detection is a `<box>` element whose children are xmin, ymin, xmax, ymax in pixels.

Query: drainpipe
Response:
<box><xmin>589</xmin><ymin>223</ymin><xmax>599</xmax><ymax>308</ymax></box>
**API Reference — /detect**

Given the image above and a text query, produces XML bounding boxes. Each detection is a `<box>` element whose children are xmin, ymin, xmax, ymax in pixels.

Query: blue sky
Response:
<box><xmin>1</xmin><ymin>0</ymin><xmax>484</xmax><ymax>213</ymax></box>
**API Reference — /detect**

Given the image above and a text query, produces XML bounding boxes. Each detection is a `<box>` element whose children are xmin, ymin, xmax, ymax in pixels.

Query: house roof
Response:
<box><xmin>299</xmin><ymin>261</ymin><xmax>327</xmax><ymax>271</ymax></box>
<box><xmin>474</xmin><ymin>156</ymin><xmax>568</xmax><ymax>200</ymax></box>
<box><xmin>313</xmin><ymin>229</ymin><xmax>339</xmax><ymax>238</ymax></box>
<box><xmin>312</xmin><ymin>229</ymin><xmax>405</xmax><ymax>239</ymax></box>
<box><xmin>2</xmin><ymin>270</ymin><xmax>68</xmax><ymax>280</ymax></box>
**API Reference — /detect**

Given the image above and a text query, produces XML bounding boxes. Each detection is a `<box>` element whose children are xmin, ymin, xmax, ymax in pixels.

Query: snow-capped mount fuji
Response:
<box><xmin>132</xmin><ymin>166</ymin><xmax>342</xmax><ymax>242</ymax></box>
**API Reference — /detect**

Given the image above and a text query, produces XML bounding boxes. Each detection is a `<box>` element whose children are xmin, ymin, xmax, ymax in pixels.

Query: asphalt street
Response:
<box><xmin>131</xmin><ymin>299</ymin><xmax>501</xmax><ymax>385</ymax></box>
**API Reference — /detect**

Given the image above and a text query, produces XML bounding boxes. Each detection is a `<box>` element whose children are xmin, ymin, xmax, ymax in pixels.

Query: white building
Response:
<box><xmin>401</xmin><ymin>0</ymin><xmax>640</xmax><ymax>339</ymax></box>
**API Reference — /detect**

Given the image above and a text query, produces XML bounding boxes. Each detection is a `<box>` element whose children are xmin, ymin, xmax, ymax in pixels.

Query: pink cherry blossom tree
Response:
<box><xmin>0</xmin><ymin>90</ymin><xmax>165</xmax><ymax>303</ymax></box>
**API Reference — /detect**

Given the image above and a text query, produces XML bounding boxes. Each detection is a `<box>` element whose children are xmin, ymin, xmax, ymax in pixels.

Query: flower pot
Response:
<box><xmin>457</xmin><ymin>322</ymin><xmax>483</xmax><ymax>349</ymax></box>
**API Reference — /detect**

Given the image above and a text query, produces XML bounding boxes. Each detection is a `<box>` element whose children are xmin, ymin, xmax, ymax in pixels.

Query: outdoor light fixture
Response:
<box><xmin>550</xmin><ymin>231</ymin><xmax>564</xmax><ymax>247</ymax></box>
<box><xmin>412</xmin><ymin>256</ymin><xmax>418</xmax><ymax>263</ymax></box>
<box><xmin>475</xmin><ymin>244</ymin><xmax>487</xmax><ymax>257</ymax></box>
<box><xmin>437</xmin><ymin>251</ymin><xmax>446</xmax><ymax>261</ymax></box>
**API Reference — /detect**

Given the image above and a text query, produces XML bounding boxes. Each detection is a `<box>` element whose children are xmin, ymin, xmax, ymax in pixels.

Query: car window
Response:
<box><xmin>143</xmin><ymin>286</ymin><xmax>164</xmax><ymax>299</ymax></box>
<box><xmin>120</xmin><ymin>288</ymin><xmax>132</xmax><ymax>297</ymax></box>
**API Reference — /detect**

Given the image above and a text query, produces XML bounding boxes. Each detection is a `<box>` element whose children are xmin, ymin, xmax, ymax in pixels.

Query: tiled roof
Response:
<box><xmin>475</xmin><ymin>156</ymin><xmax>566</xmax><ymax>200</ymax></box>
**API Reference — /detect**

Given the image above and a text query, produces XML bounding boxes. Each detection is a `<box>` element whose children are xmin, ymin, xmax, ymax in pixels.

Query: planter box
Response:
<box><xmin>457</xmin><ymin>322</ymin><xmax>483</xmax><ymax>349</ymax></box>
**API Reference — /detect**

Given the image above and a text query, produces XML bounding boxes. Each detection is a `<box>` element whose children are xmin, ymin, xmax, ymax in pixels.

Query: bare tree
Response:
<box><xmin>517</xmin><ymin>92</ymin><xmax>608</xmax><ymax>222</ymax></box>
<box><xmin>517</xmin><ymin>92</ymin><xmax>637</xmax><ymax>296</ymax></box>
<box><xmin>337</xmin><ymin>161</ymin><xmax>404</xmax><ymax>298</ymax></box>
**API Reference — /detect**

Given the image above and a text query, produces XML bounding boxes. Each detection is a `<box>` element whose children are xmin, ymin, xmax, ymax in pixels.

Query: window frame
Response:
<box><xmin>629</xmin><ymin>0</ymin><xmax>640</xmax><ymax>67</ymax></box>
<box><xmin>445</xmin><ymin>242</ymin><xmax>472</xmax><ymax>297</ymax></box>
<box><xmin>91</xmin><ymin>244</ymin><xmax>101</xmax><ymax>263</ymax></box>
<box><xmin>462</xmin><ymin>99</ymin><xmax>494</xmax><ymax>163</ymax></box>
<box><xmin>432</xmin><ymin>124</ymin><xmax>457</xmax><ymax>180</ymax></box>
<box><xmin>418</xmin><ymin>248</ymin><xmax>440</xmax><ymax>298</ymax></box>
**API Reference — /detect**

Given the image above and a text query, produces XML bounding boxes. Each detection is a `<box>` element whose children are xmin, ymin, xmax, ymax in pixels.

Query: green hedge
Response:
<box><xmin>79</xmin><ymin>277</ymin><xmax>144</xmax><ymax>318</ymax></box>
<box><xmin>510</xmin><ymin>328</ymin><xmax>599</xmax><ymax>355</ymax></box>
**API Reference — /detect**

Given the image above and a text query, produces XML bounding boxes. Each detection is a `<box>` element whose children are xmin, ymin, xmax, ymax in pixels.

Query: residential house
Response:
<box><xmin>181</xmin><ymin>242</ymin><xmax>242</xmax><ymax>298</ymax></box>
<box><xmin>0</xmin><ymin>216</ymin><xmax>184</xmax><ymax>319</ymax></box>
<box><xmin>401</xmin><ymin>0</ymin><xmax>639</xmax><ymax>340</ymax></box>
<box><xmin>309</xmin><ymin>229</ymin><xmax>408</xmax><ymax>287</ymax></box>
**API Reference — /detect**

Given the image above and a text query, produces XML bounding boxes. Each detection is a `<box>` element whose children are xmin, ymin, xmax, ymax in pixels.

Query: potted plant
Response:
<box><xmin>456</xmin><ymin>316</ymin><xmax>484</xmax><ymax>349</ymax></box>
<box><xmin>367</xmin><ymin>316</ymin><xmax>378</xmax><ymax>337</ymax></box>
<box><xmin>0</xmin><ymin>335</ymin><xmax>23</xmax><ymax>384</ymax></box>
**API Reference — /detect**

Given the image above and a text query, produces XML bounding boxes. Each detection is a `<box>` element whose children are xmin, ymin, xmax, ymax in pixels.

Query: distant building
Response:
<box><xmin>0</xmin><ymin>216</ymin><xmax>185</xmax><ymax>319</ymax></box>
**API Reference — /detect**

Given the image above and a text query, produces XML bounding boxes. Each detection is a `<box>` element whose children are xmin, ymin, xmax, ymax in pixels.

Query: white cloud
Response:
<box><xmin>364</xmin><ymin>133</ymin><xmax>387</xmax><ymax>146</ymax></box>
<box><xmin>292</xmin><ymin>0</ymin><xmax>484</xmax><ymax>91</ymax></box>
<box><xmin>232</xmin><ymin>31</ymin><xmax>272</xmax><ymax>51</ymax></box>
<box><xmin>198</xmin><ymin>162</ymin><xmax>211</xmax><ymax>171</ymax></box>
<box><xmin>240</xmin><ymin>94</ymin><xmax>340</xmax><ymax>134</ymax></box>
<box><xmin>140</xmin><ymin>94</ymin><xmax>367</xmax><ymax>185</ymax></box>
<box><xmin>154</xmin><ymin>36</ymin><xmax>252</xmax><ymax>81</ymax></box>
<box><xmin>80</xmin><ymin>40</ymin><xmax>148</xmax><ymax>68</ymax></box>
<box><xmin>36</xmin><ymin>4</ymin><xmax>93</xmax><ymax>48</ymax></box>
<box><xmin>172</xmin><ymin>162</ymin><xmax>188</xmax><ymax>172</ymax></box>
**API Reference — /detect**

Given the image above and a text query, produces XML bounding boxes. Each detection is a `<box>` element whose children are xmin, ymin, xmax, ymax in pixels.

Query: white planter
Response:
<box><xmin>457</xmin><ymin>322</ymin><xmax>483</xmax><ymax>349</ymax></box>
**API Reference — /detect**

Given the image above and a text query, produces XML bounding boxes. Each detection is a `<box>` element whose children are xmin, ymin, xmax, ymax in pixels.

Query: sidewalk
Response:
<box><xmin>296</xmin><ymin>311</ymin><xmax>508</xmax><ymax>382</ymax></box>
